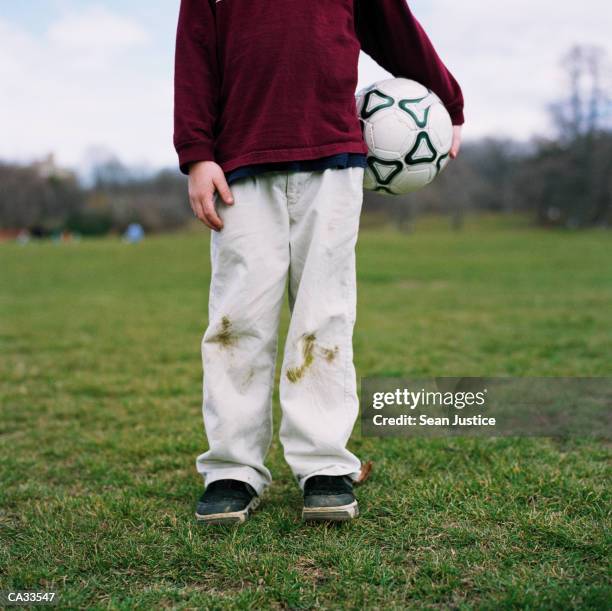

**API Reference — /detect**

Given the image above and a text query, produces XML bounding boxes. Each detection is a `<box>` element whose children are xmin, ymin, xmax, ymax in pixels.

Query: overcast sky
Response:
<box><xmin>1</xmin><ymin>0</ymin><xmax>610</xmax><ymax>170</ymax></box>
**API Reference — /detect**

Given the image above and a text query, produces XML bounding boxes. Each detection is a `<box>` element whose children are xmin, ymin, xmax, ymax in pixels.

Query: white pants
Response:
<box><xmin>196</xmin><ymin>167</ymin><xmax>364</xmax><ymax>495</ymax></box>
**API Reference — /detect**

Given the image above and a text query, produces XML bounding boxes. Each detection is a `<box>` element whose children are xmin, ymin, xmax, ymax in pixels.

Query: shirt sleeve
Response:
<box><xmin>354</xmin><ymin>0</ymin><xmax>465</xmax><ymax>125</ymax></box>
<box><xmin>174</xmin><ymin>0</ymin><xmax>219</xmax><ymax>174</ymax></box>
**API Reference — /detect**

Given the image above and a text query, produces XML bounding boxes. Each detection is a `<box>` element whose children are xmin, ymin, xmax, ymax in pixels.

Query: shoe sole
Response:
<box><xmin>195</xmin><ymin>495</ymin><xmax>261</xmax><ymax>525</ymax></box>
<box><xmin>302</xmin><ymin>500</ymin><xmax>359</xmax><ymax>522</ymax></box>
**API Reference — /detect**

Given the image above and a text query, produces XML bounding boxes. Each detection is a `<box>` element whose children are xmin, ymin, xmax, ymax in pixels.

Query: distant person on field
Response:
<box><xmin>174</xmin><ymin>0</ymin><xmax>464</xmax><ymax>524</ymax></box>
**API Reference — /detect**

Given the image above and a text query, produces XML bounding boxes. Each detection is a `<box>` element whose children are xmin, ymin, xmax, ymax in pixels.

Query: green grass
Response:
<box><xmin>1</xmin><ymin>216</ymin><xmax>611</xmax><ymax>609</ymax></box>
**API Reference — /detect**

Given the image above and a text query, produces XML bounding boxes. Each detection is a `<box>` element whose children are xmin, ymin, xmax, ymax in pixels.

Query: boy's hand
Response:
<box><xmin>188</xmin><ymin>161</ymin><xmax>234</xmax><ymax>231</ymax></box>
<box><xmin>450</xmin><ymin>125</ymin><xmax>462</xmax><ymax>159</ymax></box>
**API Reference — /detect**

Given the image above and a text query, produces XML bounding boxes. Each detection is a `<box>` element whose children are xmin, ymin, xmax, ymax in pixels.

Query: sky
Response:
<box><xmin>1</xmin><ymin>0</ymin><xmax>610</xmax><ymax>171</ymax></box>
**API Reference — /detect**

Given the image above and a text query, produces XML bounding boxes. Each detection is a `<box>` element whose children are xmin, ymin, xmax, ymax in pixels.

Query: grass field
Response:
<box><xmin>1</xmin><ymin>216</ymin><xmax>611</xmax><ymax>609</ymax></box>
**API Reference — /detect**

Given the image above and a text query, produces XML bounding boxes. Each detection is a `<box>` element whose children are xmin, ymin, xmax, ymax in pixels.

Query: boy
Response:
<box><xmin>174</xmin><ymin>0</ymin><xmax>463</xmax><ymax>524</ymax></box>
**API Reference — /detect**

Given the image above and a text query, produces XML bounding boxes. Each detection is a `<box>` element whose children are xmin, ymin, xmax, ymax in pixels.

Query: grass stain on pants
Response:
<box><xmin>197</xmin><ymin>167</ymin><xmax>364</xmax><ymax>494</ymax></box>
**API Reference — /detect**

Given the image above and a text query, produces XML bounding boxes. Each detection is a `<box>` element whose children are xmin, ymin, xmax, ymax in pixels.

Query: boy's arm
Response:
<box><xmin>355</xmin><ymin>0</ymin><xmax>464</xmax><ymax>126</ymax></box>
<box><xmin>174</xmin><ymin>0</ymin><xmax>233</xmax><ymax>231</ymax></box>
<box><xmin>174</xmin><ymin>0</ymin><xmax>219</xmax><ymax>174</ymax></box>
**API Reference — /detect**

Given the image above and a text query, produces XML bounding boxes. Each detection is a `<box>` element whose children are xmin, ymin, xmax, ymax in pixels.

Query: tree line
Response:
<box><xmin>0</xmin><ymin>156</ymin><xmax>192</xmax><ymax>237</ymax></box>
<box><xmin>1</xmin><ymin>46</ymin><xmax>610</xmax><ymax>235</ymax></box>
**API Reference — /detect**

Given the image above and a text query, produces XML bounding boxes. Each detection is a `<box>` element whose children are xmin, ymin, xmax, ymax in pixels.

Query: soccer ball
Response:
<box><xmin>356</xmin><ymin>78</ymin><xmax>453</xmax><ymax>195</ymax></box>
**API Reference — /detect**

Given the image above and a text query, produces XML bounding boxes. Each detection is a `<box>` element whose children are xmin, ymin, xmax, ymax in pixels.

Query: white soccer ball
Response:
<box><xmin>356</xmin><ymin>78</ymin><xmax>454</xmax><ymax>195</ymax></box>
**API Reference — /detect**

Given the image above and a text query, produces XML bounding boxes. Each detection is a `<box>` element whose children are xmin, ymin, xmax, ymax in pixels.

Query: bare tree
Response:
<box><xmin>551</xmin><ymin>45</ymin><xmax>612</xmax><ymax>140</ymax></box>
<box><xmin>534</xmin><ymin>46</ymin><xmax>612</xmax><ymax>226</ymax></box>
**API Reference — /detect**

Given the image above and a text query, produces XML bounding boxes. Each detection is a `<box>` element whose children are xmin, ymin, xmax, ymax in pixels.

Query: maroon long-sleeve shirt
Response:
<box><xmin>174</xmin><ymin>0</ymin><xmax>464</xmax><ymax>175</ymax></box>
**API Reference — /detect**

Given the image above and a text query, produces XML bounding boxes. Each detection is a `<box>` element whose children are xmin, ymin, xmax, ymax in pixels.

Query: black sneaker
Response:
<box><xmin>302</xmin><ymin>475</ymin><xmax>359</xmax><ymax>522</ymax></box>
<box><xmin>195</xmin><ymin>479</ymin><xmax>260</xmax><ymax>525</ymax></box>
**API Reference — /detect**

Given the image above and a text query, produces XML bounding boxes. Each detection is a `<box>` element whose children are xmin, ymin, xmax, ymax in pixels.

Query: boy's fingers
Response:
<box><xmin>203</xmin><ymin>195</ymin><xmax>223</xmax><ymax>231</ymax></box>
<box><xmin>189</xmin><ymin>196</ymin><xmax>205</xmax><ymax>221</ymax></box>
<box><xmin>450</xmin><ymin>140</ymin><xmax>461</xmax><ymax>159</ymax></box>
<box><xmin>190</xmin><ymin>195</ymin><xmax>215</xmax><ymax>230</ymax></box>
<box><xmin>214</xmin><ymin>175</ymin><xmax>234</xmax><ymax>205</ymax></box>
<box><xmin>449</xmin><ymin>140</ymin><xmax>459</xmax><ymax>159</ymax></box>
<box><xmin>450</xmin><ymin>126</ymin><xmax>462</xmax><ymax>159</ymax></box>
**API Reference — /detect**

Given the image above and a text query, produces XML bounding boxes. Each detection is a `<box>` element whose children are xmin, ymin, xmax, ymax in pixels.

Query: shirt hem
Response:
<box><xmin>226</xmin><ymin>153</ymin><xmax>368</xmax><ymax>185</ymax></box>
<box><xmin>218</xmin><ymin>142</ymin><xmax>369</xmax><ymax>174</ymax></box>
